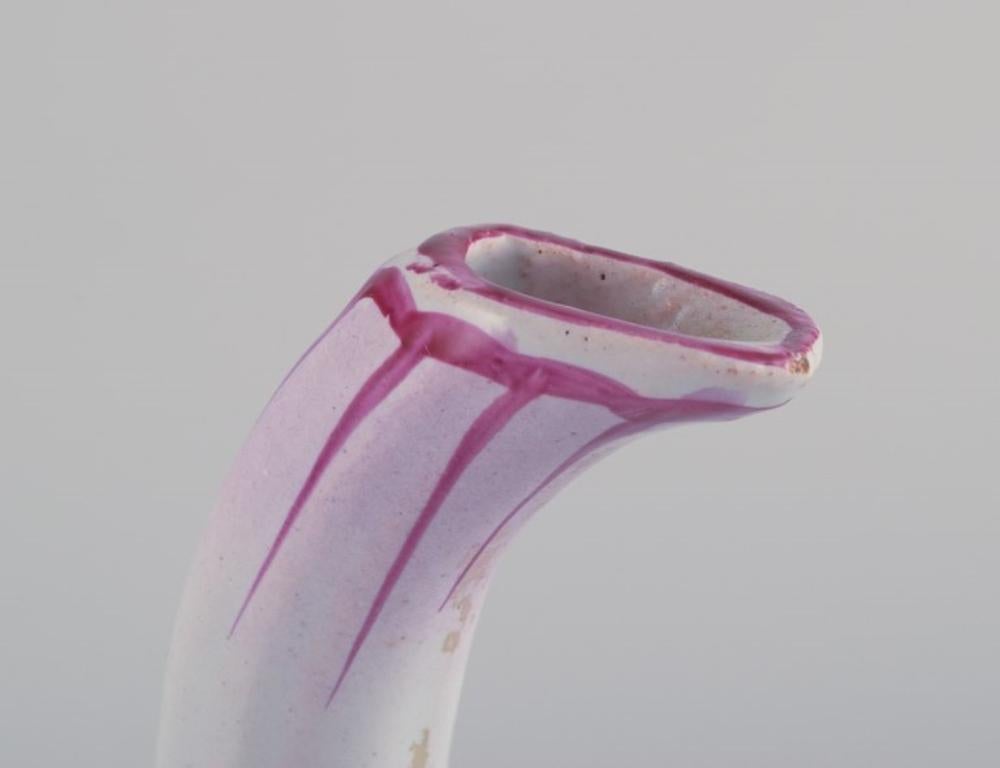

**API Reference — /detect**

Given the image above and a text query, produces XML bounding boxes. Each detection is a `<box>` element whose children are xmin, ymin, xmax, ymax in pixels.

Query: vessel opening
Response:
<box><xmin>465</xmin><ymin>234</ymin><xmax>790</xmax><ymax>343</ymax></box>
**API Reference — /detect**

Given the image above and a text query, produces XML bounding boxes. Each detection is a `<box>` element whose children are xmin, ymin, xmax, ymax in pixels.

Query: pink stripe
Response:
<box><xmin>229</xmin><ymin>340</ymin><xmax>425</xmax><ymax>636</ymax></box>
<box><xmin>438</xmin><ymin>391</ymin><xmax>761</xmax><ymax>609</ymax></box>
<box><xmin>325</xmin><ymin>381</ymin><xmax>543</xmax><ymax>707</ymax></box>
<box><xmin>437</xmin><ymin>420</ymin><xmax>641</xmax><ymax>611</ymax></box>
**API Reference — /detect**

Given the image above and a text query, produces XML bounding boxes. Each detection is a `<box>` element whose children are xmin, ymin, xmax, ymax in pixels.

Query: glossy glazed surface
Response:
<box><xmin>157</xmin><ymin>226</ymin><xmax>821</xmax><ymax>768</ymax></box>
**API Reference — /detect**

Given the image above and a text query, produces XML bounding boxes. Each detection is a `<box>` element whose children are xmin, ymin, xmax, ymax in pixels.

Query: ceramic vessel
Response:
<box><xmin>156</xmin><ymin>224</ymin><xmax>822</xmax><ymax>768</ymax></box>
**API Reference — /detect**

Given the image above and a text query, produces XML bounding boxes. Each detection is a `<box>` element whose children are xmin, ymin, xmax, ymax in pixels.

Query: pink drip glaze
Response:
<box><xmin>231</xmin><ymin>254</ymin><xmax>796</xmax><ymax>707</ymax></box>
<box><xmin>229</xmin><ymin>341</ymin><xmax>426</xmax><ymax>637</ymax></box>
<box><xmin>326</xmin><ymin>381</ymin><xmax>543</xmax><ymax>707</ymax></box>
<box><xmin>437</xmin><ymin>389</ymin><xmax>757</xmax><ymax>611</ymax></box>
<box><xmin>437</xmin><ymin>419</ymin><xmax>650</xmax><ymax>612</ymax></box>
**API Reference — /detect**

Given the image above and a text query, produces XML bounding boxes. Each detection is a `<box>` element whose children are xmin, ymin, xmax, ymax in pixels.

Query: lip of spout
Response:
<box><xmin>397</xmin><ymin>224</ymin><xmax>822</xmax><ymax>408</ymax></box>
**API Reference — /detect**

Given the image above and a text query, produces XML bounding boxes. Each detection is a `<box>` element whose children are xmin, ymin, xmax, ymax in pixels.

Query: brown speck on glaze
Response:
<box><xmin>456</xmin><ymin>595</ymin><xmax>474</xmax><ymax>624</ymax></box>
<box><xmin>789</xmin><ymin>355</ymin><xmax>811</xmax><ymax>375</ymax></box>
<box><xmin>442</xmin><ymin>631</ymin><xmax>461</xmax><ymax>653</ymax></box>
<box><xmin>409</xmin><ymin>729</ymin><xmax>430</xmax><ymax>768</ymax></box>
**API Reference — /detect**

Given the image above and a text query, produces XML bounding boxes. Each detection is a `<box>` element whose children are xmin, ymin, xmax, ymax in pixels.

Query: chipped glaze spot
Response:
<box><xmin>409</xmin><ymin>729</ymin><xmax>430</xmax><ymax>768</ymax></box>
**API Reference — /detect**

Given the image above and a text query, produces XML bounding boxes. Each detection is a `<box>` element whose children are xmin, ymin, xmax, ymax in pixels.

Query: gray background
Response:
<box><xmin>2</xmin><ymin>2</ymin><xmax>998</xmax><ymax>766</ymax></box>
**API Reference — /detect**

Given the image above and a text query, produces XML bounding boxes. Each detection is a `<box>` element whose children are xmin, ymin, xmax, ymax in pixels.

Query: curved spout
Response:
<box><xmin>156</xmin><ymin>225</ymin><xmax>821</xmax><ymax>768</ymax></box>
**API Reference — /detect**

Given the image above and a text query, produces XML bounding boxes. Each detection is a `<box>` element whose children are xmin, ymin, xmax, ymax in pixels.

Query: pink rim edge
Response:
<box><xmin>417</xmin><ymin>223</ymin><xmax>820</xmax><ymax>368</ymax></box>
